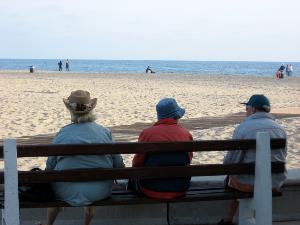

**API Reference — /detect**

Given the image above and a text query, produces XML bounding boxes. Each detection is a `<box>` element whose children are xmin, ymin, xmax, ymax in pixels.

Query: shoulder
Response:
<box><xmin>86</xmin><ymin>122</ymin><xmax>113</xmax><ymax>138</ymax></box>
<box><xmin>57</xmin><ymin>123</ymin><xmax>76</xmax><ymax>133</ymax></box>
<box><xmin>139</xmin><ymin>126</ymin><xmax>155</xmax><ymax>136</ymax></box>
<box><xmin>232</xmin><ymin>117</ymin><xmax>256</xmax><ymax>138</ymax></box>
<box><xmin>178</xmin><ymin>124</ymin><xmax>191</xmax><ymax>133</ymax></box>
<box><xmin>232</xmin><ymin>123</ymin><xmax>245</xmax><ymax>139</ymax></box>
<box><xmin>233</xmin><ymin>113</ymin><xmax>286</xmax><ymax>139</ymax></box>
<box><xmin>90</xmin><ymin>122</ymin><xmax>110</xmax><ymax>131</ymax></box>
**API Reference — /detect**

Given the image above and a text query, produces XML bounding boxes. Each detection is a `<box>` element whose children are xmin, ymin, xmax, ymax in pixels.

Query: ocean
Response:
<box><xmin>0</xmin><ymin>59</ymin><xmax>299</xmax><ymax>76</ymax></box>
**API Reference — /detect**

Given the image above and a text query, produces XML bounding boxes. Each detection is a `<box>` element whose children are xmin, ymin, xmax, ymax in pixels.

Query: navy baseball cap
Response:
<box><xmin>241</xmin><ymin>95</ymin><xmax>271</xmax><ymax>112</ymax></box>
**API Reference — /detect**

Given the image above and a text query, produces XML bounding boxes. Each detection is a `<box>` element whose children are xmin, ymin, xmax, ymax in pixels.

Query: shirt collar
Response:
<box><xmin>246</xmin><ymin>112</ymin><xmax>275</xmax><ymax>121</ymax></box>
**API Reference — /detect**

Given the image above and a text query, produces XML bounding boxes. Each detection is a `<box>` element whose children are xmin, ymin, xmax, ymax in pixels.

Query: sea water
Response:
<box><xmin>0</xmin><ymin>59</ymin><xmax>299</xmax><ymax>76</ymax></box>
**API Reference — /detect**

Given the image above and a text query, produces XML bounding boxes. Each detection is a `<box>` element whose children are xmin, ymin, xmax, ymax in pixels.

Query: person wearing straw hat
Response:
<box><xmin>131</xmin><ymin>98</ymin><xmax>193</xmax><ymax>200</ymax></box>
<box><xmin>44</xmin><ymin>90</ymin><xmax>124</xmax><ymax>225</ymax></box>
<box><xmin>218</xmin><ymin>94</ymin><xmax>287</xmax><ymax>225</ymax></box>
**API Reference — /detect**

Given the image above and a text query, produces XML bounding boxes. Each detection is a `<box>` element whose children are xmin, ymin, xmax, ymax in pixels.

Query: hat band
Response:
<box><xmin>69</xmin><ymin>102</ymin><xmax>93</xmax><ymax>112</ymax></box>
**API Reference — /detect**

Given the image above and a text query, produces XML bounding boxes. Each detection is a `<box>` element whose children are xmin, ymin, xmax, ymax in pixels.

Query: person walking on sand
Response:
<box><xmin>218</xmin><ymin>94</ymin><xmax>287</xmax><ymax>225</ymax></box>
<box><xmin>66</xmin><ymin>59</ymin><xmax>70</xmax><ymax>71</ymax></box>
<box><xmin>58</xmin><ymin>60</ymin><xmax>63</xmax><ymax>71</ymax></box>
<box><xmin>44</xmin><ymin>90</ymin><xmax>124</xmax><ymax>225</ymax></box>
<box><xmin>131</xmin><ymin>98</ymin><xmax>193</xmax><ymax>200</ymax></box>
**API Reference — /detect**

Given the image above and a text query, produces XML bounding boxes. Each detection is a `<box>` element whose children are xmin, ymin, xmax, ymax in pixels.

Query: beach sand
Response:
<box><xmin>0</xmin><ymin>70</ymin><xmax>299</xmax><ymax>170</ymax></box>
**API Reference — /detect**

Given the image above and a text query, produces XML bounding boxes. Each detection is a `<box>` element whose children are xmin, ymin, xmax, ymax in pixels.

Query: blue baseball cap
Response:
<box><xmin>156</xmin><ymin>98</ymin><xmax>185</xmax><ymax>120</ymax></box>
<box><xmin>241</xmin><ymin>94</ymin><xmax>271</xmax><ymax>112</ymax></box>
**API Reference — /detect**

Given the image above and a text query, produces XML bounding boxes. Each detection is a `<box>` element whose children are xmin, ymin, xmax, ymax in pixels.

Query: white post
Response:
<box><xmin>3</xmin><ymin>139</ymin><xmax>20</xmax><ymax>225</ymax></box>
<box><xmin>239</xmin><ymin>199</ymin><xmax>255</xmax><ymax>225</ymax></box>
<box><xmin>238</xmin><ymin>132</ymin><xmax>272</xmax><ymax>225</ymax></box>
<box><xmin>254</xmin><ymin>132</ymin><xmax>272</xmax><ymax>225</ymax></box>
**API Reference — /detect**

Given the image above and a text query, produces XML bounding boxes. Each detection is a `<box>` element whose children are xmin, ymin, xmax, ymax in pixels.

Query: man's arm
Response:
<box><xmin>224</xmin><ymin>125</ymin><xmax>244</xmax><ymax>164</ymax></box>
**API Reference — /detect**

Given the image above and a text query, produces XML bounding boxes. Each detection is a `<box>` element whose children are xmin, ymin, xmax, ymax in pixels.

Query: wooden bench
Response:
<box><xmin>0</xmin><ymin>132</ymin><xmax>286</xmax><ymax>225</ymax></box>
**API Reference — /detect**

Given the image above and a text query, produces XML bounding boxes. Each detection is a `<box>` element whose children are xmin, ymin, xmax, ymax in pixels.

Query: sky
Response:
<box><xmin>0</xmin><ymin>0</ymin><xmax>299</xmax><ymax>61</ymax></box>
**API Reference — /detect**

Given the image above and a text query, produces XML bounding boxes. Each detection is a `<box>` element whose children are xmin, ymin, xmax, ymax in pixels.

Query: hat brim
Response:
<box><xmin>63</xmin><ymin>98</ymin><xmax>97</xmax><ymax>114</ymax></box>
<box><xmin>176</xmin><ymin>107</ymin><xmax>185</xmax><ymax>119</ymax></box>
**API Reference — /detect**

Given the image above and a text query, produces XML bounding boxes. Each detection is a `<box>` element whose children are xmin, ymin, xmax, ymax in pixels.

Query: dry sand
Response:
<box><xmin>0</xmin><ymin>70</ymin><xmax>299</xmax><ymax>170</ymax></box>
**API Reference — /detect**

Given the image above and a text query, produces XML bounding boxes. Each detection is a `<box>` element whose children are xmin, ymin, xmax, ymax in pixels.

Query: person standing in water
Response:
<box><xmin>58</xmin><ymin>60</ymin><xmax>63</xmax><ymax>71</ymax></box>
<box><xmin>66</xmin><ymin>59</ymin><xmax>70</xmax><ymax>71</ymax></box>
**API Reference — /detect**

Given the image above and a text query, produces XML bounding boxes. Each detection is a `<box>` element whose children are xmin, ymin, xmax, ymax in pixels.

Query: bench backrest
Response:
<box><xmin>0</xmin><ymin>137</ymin><xmax>286</xmax><ymax>184</ymax></box>
<box><xmin>0</xmin><ymin>132</ymin><xmax>286</xmax><ymax>225</ymax></box>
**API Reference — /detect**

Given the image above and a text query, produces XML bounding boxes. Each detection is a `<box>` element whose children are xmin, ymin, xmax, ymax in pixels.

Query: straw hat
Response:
<box><xmin>63</xmin><ymin>90</ymin><xmax>97</xmax><ymax>114</ymax></box>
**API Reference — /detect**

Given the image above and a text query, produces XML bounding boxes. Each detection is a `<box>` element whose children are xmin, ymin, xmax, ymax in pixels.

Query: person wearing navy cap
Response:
<box><xmin>218</xmin><ymin>94</ymin><xmax>287</xmax><ymax>225</ymax></box>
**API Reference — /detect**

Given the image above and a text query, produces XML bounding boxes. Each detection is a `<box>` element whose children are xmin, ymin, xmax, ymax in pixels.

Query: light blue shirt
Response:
<box><xmin>224</xmin><ymin>112</ymin><xmax>287</xmax><ymax>189</ymax></box>
<box><xmin>46</xmin><ymin>122</ymin><xmax>124</xmax><ymax>206</ymax></box>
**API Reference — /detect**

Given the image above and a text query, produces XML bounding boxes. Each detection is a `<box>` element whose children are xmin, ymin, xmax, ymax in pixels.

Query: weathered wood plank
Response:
<box><xmin>0</xmin><ymin>162</ymin><xmax>285</xmax><ymax>184</ymax></box>
<box><xmin>0</xmin><ymin>139</ymin><xmax>286</xmax><ymax>158</ymax></box>
<box><xmin>0</xmin><ymin>188</ymin><xmax>282</xmax><ymax>209</ymax></box>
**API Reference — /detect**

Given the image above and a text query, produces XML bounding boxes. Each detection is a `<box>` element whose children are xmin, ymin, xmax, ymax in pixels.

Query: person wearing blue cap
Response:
<box><xmin>218</xmin><ymin>94</ymin><xmax>287</xmax><ymax>225</ymax></box>
<box><xmin>131</xmin><ymin>98</ymin><xmax>193</xmax><ymax>200</ymax></box>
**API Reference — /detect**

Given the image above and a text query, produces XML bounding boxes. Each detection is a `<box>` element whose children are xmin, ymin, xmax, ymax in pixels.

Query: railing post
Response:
<box><xmin>3</xmin><ymin>139</ymin><xmax>20</xmax><ymax>225</ymax></box>
<box><xmin>254</xmin><ymin>132</ymin><xmax>272</xmax><ymax>225</ymax></box>
<box><xmin>239</xmin><ymin>132</ymin><xmax>272</xmax><ymax>225</ymax></box>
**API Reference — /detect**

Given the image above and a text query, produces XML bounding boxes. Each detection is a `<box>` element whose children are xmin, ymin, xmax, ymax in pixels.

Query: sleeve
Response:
<box><xmin>223</xmin><ymin>125</ymin><xmax>244</xmax><ymax>164</ymax></box>
<box><xmin>132</xmin><ymin>153</ymin><xmax>147</xmax><ymax>167</ymax></box>
<box><xmin>108</xmin><ymin>129</ymin><xmax>115</xmax><ymax>142</ymax></box>
<box><xmin>188</xmin><ymin>131</ymin><xmax>193</xmax><ymax>141</ymax></box>
<box><xmin>45</xmin><ymin>131</ymin><xmax>61</xmax><ymax>171</ymax></box>
<box><xmin>132</xmin><ymin>131</ymin><xmax>147</xmax><ymax>167</ymax></box>
<box><xmin>223</xmin><ymin>150</ymin><xmax>244</xmax><ymax>164</ymax></box>
<box><xmin>112</xmin><ymin>154</ymin><xmax>125</xmax><ymax>168</ymax></box>
<box><xmin>188</xmin><ymin>152</ymin><xmax>193</xmax><ymax>162</ymax></box>
<box><xmin>188</xmin><ymin>131</ymin><xmax>193</xmax><ymax>162</ymax></box>
<box><xmin>45</xmin><ymin>156</ymin><xmax>58</xmax><ymax>171</ymax></box>
<box><xmin>106</xmin><ymin>129</ymin><xmax>125</xmax><ymax>168</ymax></box>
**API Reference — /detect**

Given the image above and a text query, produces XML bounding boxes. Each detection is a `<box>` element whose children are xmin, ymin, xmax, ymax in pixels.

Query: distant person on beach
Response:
<box><xmin>29</xmin><ymin>65</ymin><xmax>34</xmax><ymax>73</ymax></box>
<box><xmin>131</xmin><ymin>98</ymin><xmax>193</xmax><ymax>200</ymax></box>
<box><xmin>218</xmin><ymin>94</ymin><xmax>287</xmax><ymax>225</ymax></box>
<box><xmin>276</xmin><ymin>69</ymin><xmax>282</xmax><ymax>79</ymax></box>
<box><xmin>58</xmin><ymin>60</ymin><xmax>63</xmax><ymax>71</ymax></box>
<box><xmin>279</xmin><ymin>64</ymin><xmax>285</xmax><ymax>72</ymax></box>
<box><xmin>278</xmin><ymin>64</ymin><xmax>285</xmax><ymax>78</ymax></box>
<box><xmin>145</xmin><ymin>66</ymin><xmax>155</xmax><ymax>73</ymax></box>
<box><xmin>276</xmin><ymin>64</ymin><xmax>285</xmax><ymax>79</ymax></box>
<box><xmin>44</xmin><ymin>90</ymin><xmax>124</xmax><ymax>225</ymax></box>
<box><xmin>66</xmin><ymin>59</ymin><xmax>70</xmax><ymax>71</ymax></box>
<box><xmin>286</xmin><ymin>64</ymin><xmax>293</xmax><ymax>76</ymax></box>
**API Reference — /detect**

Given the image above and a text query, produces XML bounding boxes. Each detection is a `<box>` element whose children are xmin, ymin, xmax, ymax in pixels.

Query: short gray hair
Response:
<box><xmin>70</xmin><ymin>111</ymin><xmax>97</xmax><ymax>123</ymax></box>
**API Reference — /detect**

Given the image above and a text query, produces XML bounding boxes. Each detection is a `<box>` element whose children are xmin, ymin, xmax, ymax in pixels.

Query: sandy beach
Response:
<box><xmin>0</xmin><ymin>70</ymin><xmax>299</xmax><ymax>170</ymax></box>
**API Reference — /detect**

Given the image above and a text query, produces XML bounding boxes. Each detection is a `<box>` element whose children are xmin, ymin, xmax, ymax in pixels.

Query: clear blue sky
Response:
<box><xmin>0</xmin><ymin>0</ymin><xmax>299</xmax><ymax>61</ymax></box>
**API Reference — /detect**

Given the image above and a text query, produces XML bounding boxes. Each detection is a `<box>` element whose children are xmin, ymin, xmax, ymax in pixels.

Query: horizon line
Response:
<box><xmin>0</xmin><ymin>58</ymin><xmax>298</xmax><ymax>63</ymax></box>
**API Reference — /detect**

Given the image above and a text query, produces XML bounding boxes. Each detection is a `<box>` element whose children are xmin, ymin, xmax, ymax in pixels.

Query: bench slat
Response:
<box><xmin>0</xmin><ymin>139</ymin><xmax>286</xmax><ymax>158</ymax></box>
<box><xmin>0</xmin><ymin>162</ymin><xmax>285</xmax><ymax>184</ymax></box>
